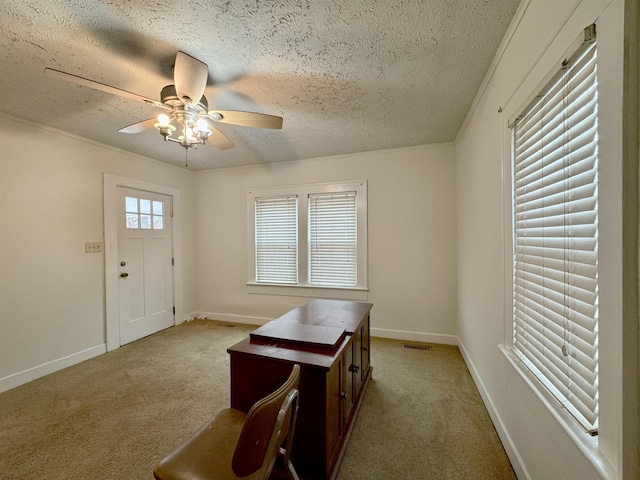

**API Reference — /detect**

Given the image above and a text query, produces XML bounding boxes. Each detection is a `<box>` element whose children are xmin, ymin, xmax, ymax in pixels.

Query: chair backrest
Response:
<box><xmin>231</xmin><ymin>364</ymin><xmax>301</xmax><ymax>479</ymax></box>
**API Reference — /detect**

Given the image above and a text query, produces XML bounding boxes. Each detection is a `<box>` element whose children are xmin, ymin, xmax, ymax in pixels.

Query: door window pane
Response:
<box><xmin>126</xmin><ymin>213</ymin><xmax>138</xmax><ymax>229</ymax></box>
<box><xmin>125</xmin><ymin>196</ymin><xmax>165</xmax><ymax>230</ymax></box>
<box><xmin>140</xmin><ymin>199</ymin><xmax>151</xmax><ymax>214</ymax></box>
<box><xmin>126</xmin><ymin>197</ymin><xmax>138</xmax><ymax>212</ymax></box>
<box><xmin>140</xmin><ymin>214</ymin><xmax>152</xmax><ymax>229</ymax></box>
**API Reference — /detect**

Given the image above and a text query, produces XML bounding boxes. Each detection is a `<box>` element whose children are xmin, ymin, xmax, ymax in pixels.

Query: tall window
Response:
<box><xmin>255</xmin><ymin>196</ymin><xmax>298</xmax><ymax>284</ymax></box>
<box><xmin>248</xmin><ymin>181</ymin><xmax>367</xmax><ymax>294</ymax></box>
<box><xmin>308</xmin><ymin>192</ymin><xmax>357</xmax><ymax>287</ymax></box>
<box><xmin>510</xmin><ymin>27</ymin><xmax>599</xmax><ymax>434</ymax></box>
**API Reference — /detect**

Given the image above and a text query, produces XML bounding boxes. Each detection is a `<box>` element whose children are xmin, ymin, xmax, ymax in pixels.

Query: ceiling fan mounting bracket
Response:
<box><xmin>161</xmin><ymin>85</ymin><xmax>207</xmax><ymax>114</ymax></box>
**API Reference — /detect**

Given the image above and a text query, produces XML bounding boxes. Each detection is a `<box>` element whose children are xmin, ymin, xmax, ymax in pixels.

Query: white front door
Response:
<box><xmin>117</xmin><ymin>187</ymin><xmax>174</xmax><ymax>344</ymax></box>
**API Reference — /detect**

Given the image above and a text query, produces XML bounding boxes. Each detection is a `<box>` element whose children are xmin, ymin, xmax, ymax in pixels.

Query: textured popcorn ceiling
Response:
<box><xmin>0</xmin><ymin>0</ymin><xmax>520</xmax><ymax>170</ymax></box>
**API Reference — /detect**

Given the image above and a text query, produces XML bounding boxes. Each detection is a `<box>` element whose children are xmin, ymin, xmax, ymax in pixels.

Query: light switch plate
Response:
<box><xmin>85</xmin><ymin>242</ymin><xmax>103</xmax><ymax>253</ymax></box>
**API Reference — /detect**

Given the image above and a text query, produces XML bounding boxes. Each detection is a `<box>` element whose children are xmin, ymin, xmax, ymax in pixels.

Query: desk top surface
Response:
<box><xmin>228</xmin><ymin>299</ymin><xmax>372</xmax><ymax>369</ymax></box>
<box><xmin>249</xmin><ymin>321</ymin><xmax>346</xmax><ymax>350</ymax></box>
<box><xmin>227</xmin><ymin>335</ymin><xmax>348</xmax><ymax>370</ymax></box>
<box><xmin>275</xmin><ymin>299</ymin><xmax>372</xmax><ymax>334</ymax></box>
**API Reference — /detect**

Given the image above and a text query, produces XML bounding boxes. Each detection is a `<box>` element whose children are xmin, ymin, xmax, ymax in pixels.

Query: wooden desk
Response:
<box><xmin>227</xmin><ymin>299</ymin><xmax>373</xmax><ymax>480</ymax></box>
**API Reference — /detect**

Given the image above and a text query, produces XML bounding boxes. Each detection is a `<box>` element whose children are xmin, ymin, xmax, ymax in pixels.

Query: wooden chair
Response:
<box><xmin>153</xmin><ymin>364</ymin><xmax>301</xmax><ymax>480</ymax></box>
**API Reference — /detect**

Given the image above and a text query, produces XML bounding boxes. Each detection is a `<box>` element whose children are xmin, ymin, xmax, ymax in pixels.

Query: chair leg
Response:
<box><xmin>277</xmin><ymin>445</ymin><xmax>300</xmax><ymax>480</ymax></box>
<box><xmin>279</xmin><ymin>391</ymin><xmax>300</xmax><ymax>480</ymax></box>
<box><xmin>284</xmin><ymin>460</ymin><xmax>300</xmax><ymax>480</ymax></box>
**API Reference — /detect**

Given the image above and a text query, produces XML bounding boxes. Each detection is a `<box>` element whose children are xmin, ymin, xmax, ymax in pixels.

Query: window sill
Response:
<box><xmin>246</xmin><ymin>283</ymin><xmax>369</xmax><ymax>301</ymax></box>
<box><xmin>498</xmin><ymin>345</ymin><xmax>614</xmax><ymax>479</ymax></box>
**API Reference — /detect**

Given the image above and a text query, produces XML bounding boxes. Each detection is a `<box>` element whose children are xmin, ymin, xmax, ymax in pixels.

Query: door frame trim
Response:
<box><xmin>103</xmin><ymin>174</ymin><xmax>183</xmax><ymax>351</ymax></box>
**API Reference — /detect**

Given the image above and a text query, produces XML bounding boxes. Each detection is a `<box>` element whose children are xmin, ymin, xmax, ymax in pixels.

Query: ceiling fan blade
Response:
<box><xmin>174</xmin><ymin>52</ymin><xmax>208</xmax><ymax>106</ymax></box>
<box><xmin>118</xmin><ymin>117</ymin><xmax>158</xmax><ymax>134</ymax></box>
<box><xmin>209</xmin><ymin>127</ymin><xmax>234</xmax><ymax>150</ymax></box>
<box><xmin>44</xmin><ymin>68</ymin><xmax>165</xmax><ymax>108</ymax></box>
<box><xmin>207</xmin><ymin>110</ymin><xmax>283</xmax><ymax>129</ymax></box>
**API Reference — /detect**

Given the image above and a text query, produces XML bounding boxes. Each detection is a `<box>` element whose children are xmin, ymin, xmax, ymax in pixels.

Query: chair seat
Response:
<box><xmin>154</xmin><ymin>364</ymin><xmax>301</xmax><ymax>480</ymax></box>
<box><xmin>154</xmin><ymin>408</ymin><xmax>263</xmax><ymax>480</ymax></box>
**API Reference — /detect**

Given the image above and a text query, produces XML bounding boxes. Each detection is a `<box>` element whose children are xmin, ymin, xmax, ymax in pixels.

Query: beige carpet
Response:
<box><xmin>0</xmin><ymin>320</ymin><xmax>515</xmax><ymax>479</ymax></box>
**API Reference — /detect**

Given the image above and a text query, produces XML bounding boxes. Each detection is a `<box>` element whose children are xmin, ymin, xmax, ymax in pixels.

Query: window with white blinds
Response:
<box><xmin>511</xmin><ymin>33</ymin><xmax>599</xmax><ymax>434</ymax></box>
<box><xmin>309</xmin><ymin>192</ymin><xmax>357</xmax><ymax>287</ymax></box>
<box><xmin>248</xmin><ymin>180</ymin><xmax>367</xmax><ymax>294</ymax></box>
<box><xmin>255</xmin><ymin>196</ymin><xmax>298</xmax><ymax>284</ymax></box>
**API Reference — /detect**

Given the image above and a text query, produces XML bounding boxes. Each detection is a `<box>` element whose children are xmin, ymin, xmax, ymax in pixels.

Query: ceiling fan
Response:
<box><xmin>44</xmin><ymin>51</ymin><xmax>283</xmax><ymax>153</ymax></box>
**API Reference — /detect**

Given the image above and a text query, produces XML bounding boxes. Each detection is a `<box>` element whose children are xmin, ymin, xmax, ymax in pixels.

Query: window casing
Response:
<box><xmin>509</xmin><ymin>29</ymin><xmax>599</xmax><ymax>435</ymax></box>
<box><xmin>247</xmin><ymin>181</ymin><xmax>367</xmax><ymax>298</ymax></box>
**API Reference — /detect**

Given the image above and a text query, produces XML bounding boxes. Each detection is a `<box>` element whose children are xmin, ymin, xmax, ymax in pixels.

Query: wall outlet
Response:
<box><xmin>85</xmin><ymin>242</ymin><xmax>103</xmax><ymax>253</ymax></box>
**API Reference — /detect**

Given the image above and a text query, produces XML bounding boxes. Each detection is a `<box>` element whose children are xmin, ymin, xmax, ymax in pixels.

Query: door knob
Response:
<box><xmin>120</xmin><ymin>272</ymin><xmax>129</xmax><ymax>278</ymax></box>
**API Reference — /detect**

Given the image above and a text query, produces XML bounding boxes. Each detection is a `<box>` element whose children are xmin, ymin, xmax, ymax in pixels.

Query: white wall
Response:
<box><xmin>0</xmin><ymin>115</ymin><xmax>457</xmax><ymax>391</ymax></box>
<box><xmin>0</xmin><ymin>113</ymin><xmax>196</xmax><ymax>390</ymax></box>
<box><xmin>4</xmin><ymin>2</ymin><xmax>635</xmax><ymax>475</ymax></box>
<box><xmin>193</xmin><ymin>144</ymin><xmax>458</xmax><ymax>343</ymax></box>
<box><xmin>456</xmin><ymin>0</ymin><xmax>636</xmax><ymax>478</ymax></box>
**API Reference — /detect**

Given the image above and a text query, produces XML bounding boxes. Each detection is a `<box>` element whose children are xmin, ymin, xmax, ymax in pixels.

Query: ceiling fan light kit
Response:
<box><xmin>153</xmin><ymin>115</ymin><xmax>175</xmax><ymax>139</ymax></box>
<box><xmin>44</xmin><ymin>51</ymin><xmax>283</xmax><ymax>164</ymax></box>
<box><xmin>153</xmin><ymin>85</ymin><xmax>213</xmax><ymax>150</ymax></box>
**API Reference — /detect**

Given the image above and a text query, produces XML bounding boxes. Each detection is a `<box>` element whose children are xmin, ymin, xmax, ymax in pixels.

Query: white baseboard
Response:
<box><xmin>187</xmin><ymin>311</ymin><xmax>272</xmax><ymax>326</ymax></box>
<box><xmin>457</xmin><ymin>339</ymin><xmax>530</xmax><ymax>480</ymax></box>
<box><xmin>0</xmin><ymin>344</ymin><xmax>106</xmax><ymax>394</ymax></box>
<box><xmin>370</xmin><ymin>327</ymin><xmax>458</xmax><ymax>345</ymax></box>
<box><xmin>182</xmin><ymin>312</ymin><xmax>199</xmax><ymax>322</ymax></box>
<box><xmin>188</xmin><ymin>314</ymin><xmax>460</xmax><ymax>345</ymax></box>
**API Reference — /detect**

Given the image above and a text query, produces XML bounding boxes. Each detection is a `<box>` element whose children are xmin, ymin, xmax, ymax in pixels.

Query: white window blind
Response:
<box><xmin>308</xmin><ymin>192</ymin><xmax>357</xmax><ymax>287</ymax></box>
<box><xmin>255</xmin><ymin>196</ymin><xmax>298</xmax><ymax>284</ymax></box>
<box><xmin>248</xmin><ymin>180</ymin><xmax>367</xmax><ymax>295</ymax></box>
<box><xmin>511</xmin><ymin>34</ymin><xmax>599</xmax><ymax>434</ymax></box>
